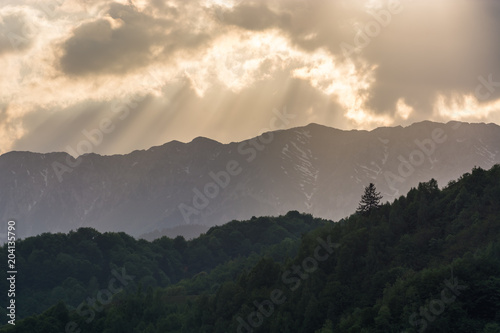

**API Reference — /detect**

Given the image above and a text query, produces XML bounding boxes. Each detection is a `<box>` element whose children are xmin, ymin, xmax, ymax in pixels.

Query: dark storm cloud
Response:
<box><xmin>59</xmin><ymin>18</ymin><xmax>151</xmax><ymax>75</ymax></box>
<box><xmin>58</xmin><ymin>2</ymin><xmax>210</xmax><ymax>76</ymax></box>
<box><xmin>361</xmin><ymin>0</ymin><xmax>500</xmax><ymax>116</ymax></box>
<box><xmin>217</xmin><ymin>0</ymin><xmax>361</xmax><ymax>52</ymax></box>
<box><xmin>221</xmin><ymin>0</ymin><xmax>500</xmax><ymax>120</ymax></box>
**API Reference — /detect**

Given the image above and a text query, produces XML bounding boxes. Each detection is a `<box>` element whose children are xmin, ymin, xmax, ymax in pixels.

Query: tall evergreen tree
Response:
<box><xmin>357</xmin><ymin>183</ymin><xmax>383</xmax><ymax>214</ymax></box>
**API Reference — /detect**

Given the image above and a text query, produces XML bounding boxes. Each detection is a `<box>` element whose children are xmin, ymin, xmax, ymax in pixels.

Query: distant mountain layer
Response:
<box><xmin>1</xmin><ymin>121</ymin><xmax>499</xmax><ymax>238</ymax></box>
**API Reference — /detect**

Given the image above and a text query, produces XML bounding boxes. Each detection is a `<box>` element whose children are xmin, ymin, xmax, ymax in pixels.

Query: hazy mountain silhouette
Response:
<box><xmin>1</xmin><ymin>121</ymin><xmax>499</xmax><ymax>239</ymax></box>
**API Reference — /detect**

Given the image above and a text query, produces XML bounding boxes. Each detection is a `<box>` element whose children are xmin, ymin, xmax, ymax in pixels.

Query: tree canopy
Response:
<box><xmin>356</xmin><ymin>183</ymin><xmax>383</xmax><ymax>214</ymax></box>
<box><xmin>2</xmin><ymin>165</ymin><xmax>500</xmax><ymax>333</ymax></box>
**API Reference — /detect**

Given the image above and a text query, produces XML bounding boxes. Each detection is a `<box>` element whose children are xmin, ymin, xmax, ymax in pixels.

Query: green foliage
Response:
<box><xmin>0</xmin><ymin>212</ymin><xmax>326</xmax><ymax>321</ymax></box>
<box><xmin>357</xmin><ymin>183</ymin><xmax>383</xmax><ymax>215</ymax></box>
<box><xmin>2</xmin><ymin>165</ymin><xmax>500</xmax><ymax>332</ymax></box>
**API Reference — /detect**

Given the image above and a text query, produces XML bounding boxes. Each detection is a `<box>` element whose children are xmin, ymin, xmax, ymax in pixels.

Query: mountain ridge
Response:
<box><xmin>1</xmin><ymin>120</ymin><xmax>500</xmax><ymax>239</ymax></box>
<box><xmin>7</xmin><ymin>120</ymin><xmax>493</xmax><ymax>158</ymax></box>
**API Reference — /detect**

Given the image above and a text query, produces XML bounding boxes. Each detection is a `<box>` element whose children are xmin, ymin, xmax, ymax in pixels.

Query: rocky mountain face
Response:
<box><xmin>1</xmin><ymin>121</ymin><xmax>499</xmax><ymax>239</ymax></box>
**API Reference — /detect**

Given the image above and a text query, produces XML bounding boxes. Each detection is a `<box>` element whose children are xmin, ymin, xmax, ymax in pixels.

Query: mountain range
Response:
<box><xmin>1</xmin><ymin>120</ymin><xmax>499</xmax><ymax>239</ymax></box>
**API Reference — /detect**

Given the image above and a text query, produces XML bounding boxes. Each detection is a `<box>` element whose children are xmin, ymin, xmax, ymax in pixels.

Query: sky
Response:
<box><xmin>1</xmin><ymin>0</ymin><xmax>500</xmax><ymax>156</ymax></box>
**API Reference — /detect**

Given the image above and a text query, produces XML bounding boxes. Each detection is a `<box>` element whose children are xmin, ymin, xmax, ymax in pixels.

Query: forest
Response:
<box><xmin>1</xmin><ymin>165</ymin><xmax>499</xmax><ymax>332</ymax></box>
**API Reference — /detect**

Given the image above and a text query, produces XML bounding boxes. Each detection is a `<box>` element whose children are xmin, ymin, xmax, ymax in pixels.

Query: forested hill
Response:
<box><xmin>0</xmin><ymin>213</ymin><xmax>326</xmax><ymax>320</ymax></box>
<box><xmin>2</xmin><ymin>165</ymin><xmax>500</xmax><ymax>332</ymax></box>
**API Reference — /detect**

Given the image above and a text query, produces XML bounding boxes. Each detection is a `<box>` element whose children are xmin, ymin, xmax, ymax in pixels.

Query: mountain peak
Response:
<box><xmin>189</xmin><ymin>136</ymin><xmax>222</xmax><ymax>145</ymax></box>
<box><xmin>2</xmin><ymin>121</ymin><xmax>500</xmax><ymax>240</ymax></box>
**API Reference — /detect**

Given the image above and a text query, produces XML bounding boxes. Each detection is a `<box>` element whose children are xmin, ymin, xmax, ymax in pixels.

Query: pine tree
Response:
<box><xmin>357</xmin><ymin>183</ymin><xmax>383</xmax><ymax>215</ymax></box>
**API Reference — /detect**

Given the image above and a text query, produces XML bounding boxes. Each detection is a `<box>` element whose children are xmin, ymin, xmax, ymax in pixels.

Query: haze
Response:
<box><xmin>1</xmin><ymin>0</ymin><xmax>500</xmax><ymax>156</ymax></box>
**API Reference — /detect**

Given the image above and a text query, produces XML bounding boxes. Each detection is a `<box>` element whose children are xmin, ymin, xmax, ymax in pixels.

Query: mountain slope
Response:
<box><xmin>2</xmin><ymin>165</ymin><xmax>499</xmax><ymax>332</ymax></box>
<box><xmin>1</xmin><ymin>121</ymin><xmax>499</xmax><ymax>238</ymax></box>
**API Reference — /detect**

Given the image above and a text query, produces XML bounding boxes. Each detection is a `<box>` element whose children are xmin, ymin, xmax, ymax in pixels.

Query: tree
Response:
<box><xmin>357</xmin><ymin>183</ymin><xmax>382</xmax><ymax>215</ymax></box>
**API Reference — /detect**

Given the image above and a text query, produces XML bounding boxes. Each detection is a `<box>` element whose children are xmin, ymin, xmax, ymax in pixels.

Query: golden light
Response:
<box><xmin>396</xmin><ymin>98</ymin><xmax>413</xmax><ymax>120</ymax></box>
<box><xmin>435</xmin><ymin>94</ymin><xmax>500</xmax><ymax>121</ymax></box>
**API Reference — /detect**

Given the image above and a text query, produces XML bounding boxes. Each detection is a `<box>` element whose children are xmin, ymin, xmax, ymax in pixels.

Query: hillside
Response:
<box><xmin>0</xmin><ymin>212</ymin><xmax>326</xmax><ymax>320</ymax></box>
<box><xmin>1</xmin><ymin>165</ymin><xmax>499</xmax><ymax>332</ymax></box>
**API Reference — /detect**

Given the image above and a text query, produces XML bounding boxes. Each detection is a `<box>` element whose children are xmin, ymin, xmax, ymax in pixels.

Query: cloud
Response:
<box><xmin>360</xmin><ymin>0</ymin><xmax>500</xmax><ymax>115</ymax></box>
<box><xmin>10</xmin><ymin>58</ymin><xmax>346</xmax><ymax>155</ymax></box>
<box><xmin>58</xmin><ymin>2</ymin><xmax>211</xmax><ymax>76</ymax></box>
<box><xmin>0</xmin><ymin>9</ymin><xmax>38</xmax><ymax>55</ymax></box>
<box><xmin>58</xmin><ymin>17</ymin><xmax>152</xmax><ymax>75</ymax></box>
<box><xmin>218</xmin><ymin>0</ymin><xmax>500</xmax><ymax>122</ymax></box>
<box><xmin>0</xmin><ymin>103</ymin><xmax>25</xmax><ymax>153</ymax></box>
<box><xmin>1</xmin><ymin>0</ymin><xmax>500</xmax><ymax>155</ymax></box>
<box><xmin>216</xmin><ymin>2</ymin><xmax>291</xmax><ymax>31</ymax></box>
